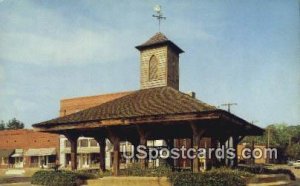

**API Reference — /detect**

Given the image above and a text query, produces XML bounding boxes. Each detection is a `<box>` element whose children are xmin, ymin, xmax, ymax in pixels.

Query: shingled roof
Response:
<box><xmin>136</xmin><ymin>32</ymin><xmax>184</xmax><ymax>53</ymax></box>
<box><xmin>33</xmin><ymin>86</ymin><xmax>216</xmax><ymax>127</ymax></box>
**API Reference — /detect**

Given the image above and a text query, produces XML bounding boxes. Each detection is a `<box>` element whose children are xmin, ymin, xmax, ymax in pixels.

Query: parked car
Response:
<box><xmin>288</xmin><ymin>160</ymin><xmax>295</xmax><ymax>166</ymax></box>
<box><xmin>293</xmin><ymin>160</ymin><xmax>300</xmax><ymax>169</ymax></box>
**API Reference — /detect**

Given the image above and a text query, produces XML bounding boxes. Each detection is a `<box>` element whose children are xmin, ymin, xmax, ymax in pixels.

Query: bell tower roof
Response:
<box><xmin>136</xmin><ymin>32</ymin><xmax>184</xmax><ymax>54</ymax></box>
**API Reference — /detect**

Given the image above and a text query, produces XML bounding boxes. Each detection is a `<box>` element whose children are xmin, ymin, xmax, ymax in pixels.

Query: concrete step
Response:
<box><xmin>248</xmin><ymin>174</ymin><xmax>290</xmax><ymax>184</ymax></box>
<box><xmin>5</xmin><ymin>169</ymin><xmax>25</xmax><ymax>176</ymax></box>
<box><xmin>247</xmin><ymin>181</ymin><xmax>291</xmax><ymax>186</ymax></box>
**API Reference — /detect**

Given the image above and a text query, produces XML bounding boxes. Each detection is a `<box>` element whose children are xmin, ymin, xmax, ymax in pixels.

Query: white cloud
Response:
<box><xmin>13</xmin><ymin>98</ymin><xmax>38</xmax><ymax>112</ymax></box>
<box><xmin>0</xmin><ymin>29</ymin><xmax>130</xmax><ymax>65</ymax></box>
<box><xmin>0</xmin><ymin>1</ymin><xmax>133</xmax><ymax>66</ymax></box>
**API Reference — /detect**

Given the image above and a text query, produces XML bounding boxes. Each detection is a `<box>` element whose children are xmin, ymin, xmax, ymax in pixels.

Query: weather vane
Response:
<box><xmin>152</xmin><ymin>5</ymin><xmax>166</xmax><ymax>32</ymax></box>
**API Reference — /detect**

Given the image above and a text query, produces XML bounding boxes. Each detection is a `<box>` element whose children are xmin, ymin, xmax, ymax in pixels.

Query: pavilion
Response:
<box><xmin>33</xmin><ymin>32</ymin><xmax>264</xmax><ymax>175</ymax></box>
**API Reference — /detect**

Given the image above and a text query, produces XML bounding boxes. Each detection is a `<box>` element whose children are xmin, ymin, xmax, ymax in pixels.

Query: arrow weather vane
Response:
<box><xmin>152</xmin><ymin>5</ymin><xmax>166</xmax><ymax>32</ymax></box>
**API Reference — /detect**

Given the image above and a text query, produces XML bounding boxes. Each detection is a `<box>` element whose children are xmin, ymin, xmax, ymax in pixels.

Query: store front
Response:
<box><xmin>0</xmin><ymin>149</ymin><xmax>14</xmax><ymax>168</ymax></box>
<box><xmin>25</xmin><ymin>148</ymin><xmax>57</xmax><ymax>168</ymax></box>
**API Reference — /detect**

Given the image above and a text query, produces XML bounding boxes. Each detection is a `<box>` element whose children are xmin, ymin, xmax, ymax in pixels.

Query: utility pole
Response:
<box><xmin>267</xmin><ymin>127</ymin><xmax>270</xmax><ymax>164</ymax></box>
<box><xmin>267</xmin><ymin>128</ymin><xmax>270</xmax><ymax>149</ymax></box>
<box><xmin>221</xmin><ymin>103</ymin><xmax>237</xmax><ymax>113</ymax></box>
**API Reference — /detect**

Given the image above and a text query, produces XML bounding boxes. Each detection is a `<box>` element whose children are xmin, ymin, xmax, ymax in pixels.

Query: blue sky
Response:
<box><xmin>0</xmin><ymin>0</ymin><xmax>299</xmax><ymax>128</ymax></box>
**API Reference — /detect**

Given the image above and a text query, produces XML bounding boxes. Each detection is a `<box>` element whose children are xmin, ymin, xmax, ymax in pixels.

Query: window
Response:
<box><xmin>149</xmin><ymin>55</ymin><xmax>159</xmax><ymax>81</ymax></box>
<box><xmin>90</xmin><ymin>139</ymin><xmax>98</xmax><ymax>147</ymax></box>
<box><xmin>65</xmin><ymin>140</ymin><xmax>71</xmax><ymax>148</ymax></box>
<box><xmin>80</xmin><ymin>139</ymin><xmax>89</xmax><ymax>147</ymax></box>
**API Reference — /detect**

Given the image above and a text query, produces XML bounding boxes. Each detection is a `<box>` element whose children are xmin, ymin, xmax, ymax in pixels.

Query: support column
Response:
<box><xmin>225</xmin><ymin>139</ymin><xmax>230</xmax><ymax>166</ymax></box>
<box><xmin>137</xmin><ymin>126</ymin><xmax>148</xmax><ymax>169</ymax></box>
<box><xmin>190</xmin><ymin>123</ymin><xmax>205</xmax><ymax>173</ymax></box>
<box><xmin>251</xmin><ymin>140</ymin><xmax>255</xmax><ymax>165</ymax></box>
<box><xmin>166</xmin><ymin>139</ymin><xmax>174</xmax><ymax>168</ymax></box>
<box><xmin>232</xmin><ymin>136</ymin><xmax>239</xmax><ymax>167</ymax></box>
<box><xmin>130</xmin><ymin>139</ymin><xmax>139</xmax><ymax>163</ymax></box>
<box><xmin>107</xmin><ymin>129</ymin><xmax>120</xmax><ymax>176</ymax></box>
<box><xmin>65</xmin><ymin>134</ymin><xmax>79</xmax><ymax>171</ymax></box>
<box><xmin>112</xmin><ymin>137</ymin><xmax>120</xmax><ymax>176</ymax></box>
<box><xmin>219</xmin><ymin>138</ymin><xmax>227</xmax><ymax>166</ymax></box>
<box><xmin>210</xmin><ymin>138</ymin><xmax>218</xmax><ymax>168</ymax></box>
<box><xmin>95</xmin><ymin>137</ymin><xmax>106</xmax><ymax>172</ymax></box>
<box><xmin>139</xmin><ymin>134</ymin><xmax>147</xmax><ymax>169</ymax></box>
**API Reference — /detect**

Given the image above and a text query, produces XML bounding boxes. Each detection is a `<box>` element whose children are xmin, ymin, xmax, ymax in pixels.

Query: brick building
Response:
<box><xmin>0</xmin><ymin>129</ymin><xmax>59</xmax><ymax>168</ymax></box>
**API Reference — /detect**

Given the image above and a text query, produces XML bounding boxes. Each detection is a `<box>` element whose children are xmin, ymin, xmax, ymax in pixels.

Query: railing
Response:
<box><xmin>29</xmin><ymin>163</ymin><xmax>56</xmax><ymax>169</ymax></box>
<box><xmin>89</xmin><ymin>163</ymin><xmax>100</xmax><ymax>168</ymax></box>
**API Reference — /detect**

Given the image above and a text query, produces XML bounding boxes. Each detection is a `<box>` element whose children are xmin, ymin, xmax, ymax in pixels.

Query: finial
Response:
<box><xmin>152</xmin><ymin>5</ymin><xmax>166</xmax><ymax>32</ymax></box>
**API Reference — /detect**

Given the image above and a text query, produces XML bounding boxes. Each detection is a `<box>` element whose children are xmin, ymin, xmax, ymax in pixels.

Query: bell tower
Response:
<box><xmin>136</xmin><ymin>32</ymin><xmax>184</xmax><ymax>90</ymax></box>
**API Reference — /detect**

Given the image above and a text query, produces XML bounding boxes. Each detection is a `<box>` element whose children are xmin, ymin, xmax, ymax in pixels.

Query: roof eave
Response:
<box><xmin>135</xmin><ymin>40</ymin><xmax>184</xmax><ymax>54</ymax></box>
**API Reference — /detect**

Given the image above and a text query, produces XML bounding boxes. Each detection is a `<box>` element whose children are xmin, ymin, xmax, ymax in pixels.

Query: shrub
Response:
<box><xmin>119</xmin><ymin>163</ymin><xmax>172</xmax><ymax>177</ymax></box>
<box><xmin>74</xmin><ymin>170</ymin><xmax>98</xmax><ymax>180</ymax></box>
<box><xmin>169</xmin><ymin>167</ymin><xmax>253</xmax><ymax>186</ymax></box>
<box><xmin>31</xmin><ymin>170</ymin><xmax>85</xmax><ymax>186</ymax></box>
<box><xmin>98</xmin><ymin>170</ymin><xmax>112</xmax><ymax>177</ymax></box>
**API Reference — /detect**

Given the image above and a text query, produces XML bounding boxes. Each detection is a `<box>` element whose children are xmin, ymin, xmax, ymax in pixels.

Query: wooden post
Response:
<box><xmin>166</xmin><ymin>139</ymin><xmax>174</xmax><ymax>168</ymax></box>
<box><xmin>192</xmin><ymin>133</ymin><xmax>200</xmax><ymax>172</ymax></box>
<box><xmin>210</xmin><ymin>138</ymin><xmax>218</xmax><ymax>168</ymax></box>
<box><xmin>95</xmin><ymin>137</ymin><xmax>106</xmax><ymax>172</ymax></box>
<box><xmin>232</xmin><ymin>136</ymin><xmax>239</xmax><ymax>167</ymax></box>
<box><xmin>65</xmin><ymin>134</ymin><xmax>78</xmax><ymax>171</ymax></box>
<box><xmin>137</xmin><ymin>126</ymin><xmax>148</xmax><ymax>169</ymax></box>
<box><xmin>219</xmin><ymin>138</ymin><xmax>227</xmax><ymax>166</ymax></box>
<box><xmin>190</xmin><ymin>123</ymin><xmax>205</xmax><ymax>173</ymax></box>
<box><xmin>251</xmin><ymin>140</ymin><xmax>255</xmax><ymax>165</ymax></box>
<box><xmin>112</xmin><ymin>137</ymin><xmax>120</xmax><ymax>176</ymax></box>
<box><xmin>107</xmin><ymin>128</ymin><xmax>120</xmax><ymax>176</ymax></box>
<box><xmin>139</xmin><ymin>134</ymin><xmax>147</xmax><ymax>169</ymax></box>
<box><xmin>129</xmin><ymin>139</ymin><xmax>139</xmax><ymax>163</ymax></box>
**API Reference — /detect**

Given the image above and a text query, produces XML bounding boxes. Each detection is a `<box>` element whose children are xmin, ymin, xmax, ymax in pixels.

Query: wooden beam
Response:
<box><xmin>33</xmin><ymin>113</ymin><xmax>220</xmax><ymax>132</ymax></box>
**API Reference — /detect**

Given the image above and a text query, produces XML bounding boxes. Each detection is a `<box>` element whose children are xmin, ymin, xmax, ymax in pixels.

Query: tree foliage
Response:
<box><xmin>0</xmin><ymin>120</ymin><xmax>5</xmax><ymax>130</ymax></box>
<box><xmin>286</xmin><ymin>143</ymin><xmax>300</xmax><ymax>160</ymax></box>
<box><xmin>0</xmin><ymin>118</ymin><xmax>25</xmax><ymax>130</ymax></box>
<box><xmin>242</xmin><ymin>123</ymin><xmax>300</xmax><ymax>160</ymax></box>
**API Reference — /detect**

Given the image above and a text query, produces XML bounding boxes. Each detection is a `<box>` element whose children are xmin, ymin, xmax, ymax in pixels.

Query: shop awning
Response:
<box><xmin>25</xmin><ymin>148</ymin><xmax>56</xmax><ymax>156</ymax></box>
<box><xmin>0</xmin><ymin>149</ymin><xmax>14</xmax><ymax>158</ymax></box>
<box><xmin>11</xmin><ymin>149</ymin><xmax>23</xmax><ymax>157</ymax></box>
<box><xmin>62</xmin><ymin>147</ymin><xmax>99</xmax><ymax>154</ymax></box>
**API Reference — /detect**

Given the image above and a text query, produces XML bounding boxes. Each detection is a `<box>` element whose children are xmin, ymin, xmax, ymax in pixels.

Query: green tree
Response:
<box><xmin>6</xmin><ymin>118</ymin><xmax>24</xmax><ymax>129</ymax></box>
<box><xmin>0</xmin><ymin>120</ymin><xmax>5</xmax><ymax>130</ymax></box>
<box><xmin>286</xmin><ymin>143</ymin><xmax>300</xmax><ymax>160</ymax></box>
<box><xmin>242</xmin><ymin>123</ymin><xmax>300</xmax><ymax>161</ymax></box>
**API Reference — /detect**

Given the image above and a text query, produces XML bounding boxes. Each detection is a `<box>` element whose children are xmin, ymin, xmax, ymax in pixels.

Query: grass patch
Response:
<box><xmin>169</xmin><ymin>167</ymin><xmax>253</xmax><ymax>186</ymax></box>
<box><xmin>0</xmin><ymin>176</ymin><xmax>31</xmax><ymax>184</ymax></box>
